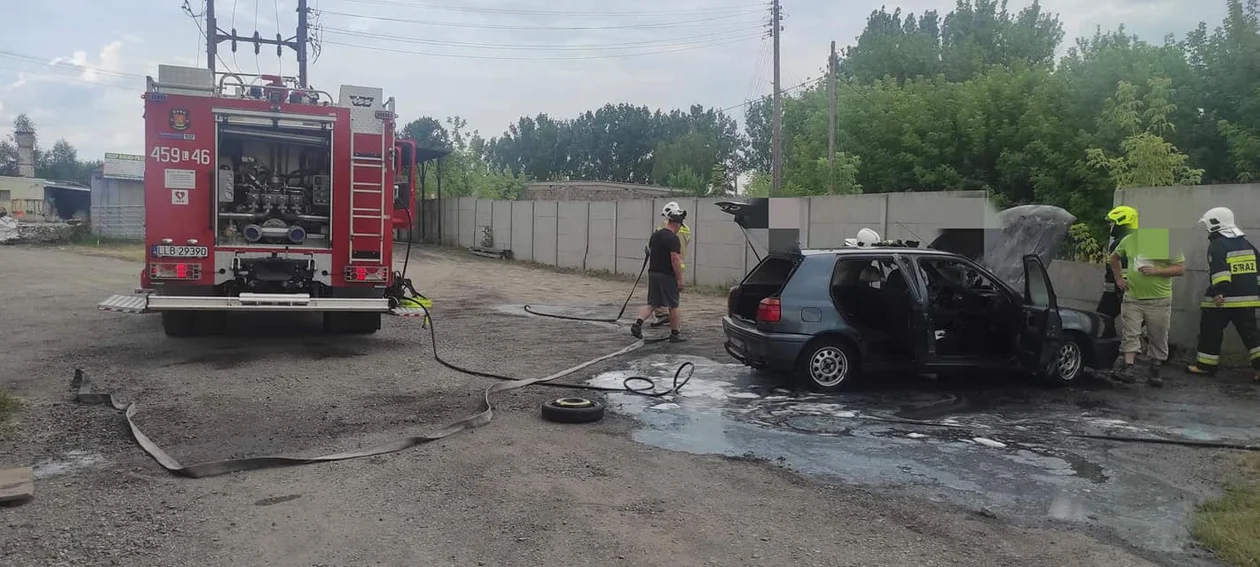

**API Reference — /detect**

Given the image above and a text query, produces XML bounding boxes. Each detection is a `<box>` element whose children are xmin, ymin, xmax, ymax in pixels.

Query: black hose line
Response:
<box><xmin>523</xmin><ymin>253</ymin><xmax>651</xmax><ymax>324</ymax></box>
<box><xmin>401</xmin><ymin>292</ymin><xmax>692</xmax><ymax>397</ymax></box>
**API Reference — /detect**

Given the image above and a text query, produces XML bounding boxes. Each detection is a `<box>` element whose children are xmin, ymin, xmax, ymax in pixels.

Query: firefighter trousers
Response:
<box><xmin>1195</xmin><ymin>308</ymin><xmax>1260</xmax><ymax>372</ymax></box>
<box><xmin>1097</xmin><ymin>290</ymin><xmax>1123</xmax><ymax>336</ymax></box>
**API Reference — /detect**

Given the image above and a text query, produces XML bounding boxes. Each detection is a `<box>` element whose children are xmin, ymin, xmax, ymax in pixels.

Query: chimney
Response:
<box><xmin>14</xmin><ymin>130</ymin><xmax>35</xmax><ymax>178</ymax></box>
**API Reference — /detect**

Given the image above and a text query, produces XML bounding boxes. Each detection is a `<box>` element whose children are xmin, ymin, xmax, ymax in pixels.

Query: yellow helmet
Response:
<box><xmin>1105</xmin><ymin>205</ymin><xmax>1139</xmax><ymax>228</ymax></box>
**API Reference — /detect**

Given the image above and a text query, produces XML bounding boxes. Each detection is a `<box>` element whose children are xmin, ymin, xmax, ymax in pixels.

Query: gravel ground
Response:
<box><xmin>0</xmin><ymin>244</ymin><xmax>1166</xmax><ymax>566</ymax></box>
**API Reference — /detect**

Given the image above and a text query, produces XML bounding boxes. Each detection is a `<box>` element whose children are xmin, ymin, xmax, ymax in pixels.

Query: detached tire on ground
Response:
<box><xmin>796</xmin><ymin>337</ymin><xmax>860</xmax><ymax>393</ymax></box>
<box><xmin>540</xmin><ymin>398</ymin><xmax>606</xmax><ymax>424</ymax></box>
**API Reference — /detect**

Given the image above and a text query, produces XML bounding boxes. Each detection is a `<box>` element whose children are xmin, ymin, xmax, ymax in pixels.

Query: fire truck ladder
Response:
<box><xmin>349</xmin><ymin>131</ymin><xmax>388</xmax><ymax>263</ymax></box>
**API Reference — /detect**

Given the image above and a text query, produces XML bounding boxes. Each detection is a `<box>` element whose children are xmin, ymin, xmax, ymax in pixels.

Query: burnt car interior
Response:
<box><xmin>917</xmin><ymin>257</ymin><xmax>1018</xmax><ymax>358</ymax></box>
<box><xmin>830</xmin><ymin>258</ymin><xmax>914</xmax><ymax>358</ymax></box>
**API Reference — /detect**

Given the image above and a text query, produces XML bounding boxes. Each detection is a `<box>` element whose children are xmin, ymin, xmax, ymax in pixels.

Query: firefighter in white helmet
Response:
<box><xmin>844</xmin><ymin>228</ymin><xmax>881</xmax><ymax>248</ymax></box>
<box><xmin>1186</xmin><ymin>206</ymin><xmax>1260</xmax><ymax>381</ymax></box>
<box><xmin>633</xmin><ymin>202</ymin><xmax>688</xmax><ymax>342</ymax></box>
<box><xmin>651</xmin><ymin>202</ymin><xmax>691</xmax><ymax>328</ymax></box>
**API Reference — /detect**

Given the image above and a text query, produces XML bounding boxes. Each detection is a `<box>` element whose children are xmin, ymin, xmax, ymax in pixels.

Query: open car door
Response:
<box><xmin>893</xmin><ymin>253</ymin><xmax>934</xmax><ymax>369</ymax></box>
<box><xmin>1019</xmin><ymin>254</ymin><xmax>1063</xmax><ymax>377</ymax></box>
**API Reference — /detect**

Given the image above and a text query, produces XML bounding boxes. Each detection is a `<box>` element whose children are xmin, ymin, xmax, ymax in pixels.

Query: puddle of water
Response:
<box><xmin>31</xmin><ymin>450</ymin><xmax>106</xmax><ymax>479</ymax></box>
<box><xmin>589</xmin><ymin>355</ymin><xmax>1210</xmax><ymax>557</ymax></box>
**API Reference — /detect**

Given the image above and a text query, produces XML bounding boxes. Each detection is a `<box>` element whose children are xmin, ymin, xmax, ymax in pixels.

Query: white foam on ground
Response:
<box><xmin>972</xmin><ymin>437</ymin><xmax>1007</xmax><ymax>449</ymax></box>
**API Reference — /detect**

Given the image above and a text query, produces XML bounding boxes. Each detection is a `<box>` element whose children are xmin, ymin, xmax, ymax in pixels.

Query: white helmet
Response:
<box><xmin>856</xmin><ymin>228</ymin><xmax>881</xmax><ymax>247</ymax></box>
<box><xmin>1199</xmin><ymin>207</ymin><xmax>1240</xmax><ymax>235</ymax></box>
<box><xmin>662</xmin><ymin>201</ymin><xmax>686</xmax><ymax>222</ymax></box>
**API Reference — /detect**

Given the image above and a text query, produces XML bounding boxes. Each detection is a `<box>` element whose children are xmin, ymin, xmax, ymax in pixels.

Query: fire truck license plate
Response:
<box><xmin>152</xmin><ymin>245</ymin><xmax>209</xmax><ymax>258</ymax></box>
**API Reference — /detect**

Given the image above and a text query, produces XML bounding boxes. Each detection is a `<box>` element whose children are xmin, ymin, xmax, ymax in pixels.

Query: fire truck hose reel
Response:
<box><xmin>72</xmin><ymin>303</ymin><xmax>693</xmax><ymax>478</ymax></box>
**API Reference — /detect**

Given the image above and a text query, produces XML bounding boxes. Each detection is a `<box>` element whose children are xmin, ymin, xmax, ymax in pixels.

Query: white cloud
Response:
<box><xmin>0</xmin><ymin>0</ymin><xmax>1228</xmax><ymax>160</ymax></box>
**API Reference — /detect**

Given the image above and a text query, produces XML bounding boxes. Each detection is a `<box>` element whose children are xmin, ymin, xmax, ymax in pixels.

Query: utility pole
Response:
<box><xmin>205</xmin><ymin>0</ymin><xmax>217</xmax><ymax>76</ymax></box>
<box><xmin>296</xmin><ymin>0</ymin><xmax>310</xmax><ymax>88</ymax></box>
<box><xmin>827</xmin><ymin>40</ymin><xmax>837</xmax><ymax>194</ymax></box>
<box><xmin>203</xmin><ymin>0</ymin><xmax>312</xmax><ymax>87</ymax></box>
<box><xmin>770</xmin><ymin>0</ymin><xmax>783</xmax><ymax>197</ymax></box>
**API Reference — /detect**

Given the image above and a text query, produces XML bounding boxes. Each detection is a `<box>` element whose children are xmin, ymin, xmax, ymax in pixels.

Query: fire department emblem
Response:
<box><xmin>169</xmin><ymin>109</ymin><xmax>190</xmax><ymax>131</ymax></box>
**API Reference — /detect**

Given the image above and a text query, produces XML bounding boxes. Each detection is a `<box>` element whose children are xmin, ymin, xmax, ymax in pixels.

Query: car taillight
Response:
<box><xmin>149</xmin><ymin>263</ymin><xmax>201</xmax><ymax>280</ymax></box>
<box><xmin>756</xmin><ymin>297</ymin><xmax>781</xmax><ymax>323</ymax></box>
<box><xmin>344</xmin><ymin>265</ymin><xmax>388</xmax><ymax>282</ymax></box>
<box><xmin>727</xmin><ymin>286</ymin><xmax>738</xmax><ymax>314</ymax></box>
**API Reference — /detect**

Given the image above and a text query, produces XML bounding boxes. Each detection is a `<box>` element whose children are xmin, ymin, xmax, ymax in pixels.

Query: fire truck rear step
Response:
<box><xmin>99</xmin><ymin>293</ymin><xmax>427</xmax><ymax>317</ymax></box>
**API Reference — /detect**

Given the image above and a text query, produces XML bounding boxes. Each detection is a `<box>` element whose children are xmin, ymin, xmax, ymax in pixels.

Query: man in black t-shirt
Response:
<box><xmin>631</xmin><ymin>204</ymin><xmax>687</xmax><ymax>342</ymax></box>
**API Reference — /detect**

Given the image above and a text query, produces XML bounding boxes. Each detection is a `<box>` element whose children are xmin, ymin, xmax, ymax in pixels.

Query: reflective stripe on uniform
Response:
<box><xmin>1211</xmin><ymin>270</ymin><xmax>1233</xmax><ymax>285</ymax></box>
<box><xmin>1201</xmin><ymin>295</ymin><xmax>1260</xmax><ymax>308</ymax></box>
<box><xmin>1197</xmin><ymin>352</ymin><xmax>1221</xmax><ymax>365</ymax></box>
<box><xmin>1227</xmin><ymin>249</ymin><xmax>1255</xmax><ymax>258</ymax></box>
<box><xmin>1102</xmin><ymin>282</ymin><xmax>1116</xmax><ymax>292</ymax></box>
<box><xmin>1249</xmin><ymin>346</ymin><xmax>1260</xmax><ymax>361</ymax></box>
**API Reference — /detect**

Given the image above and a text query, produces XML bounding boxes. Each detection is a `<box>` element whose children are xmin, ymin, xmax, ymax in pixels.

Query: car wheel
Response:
<box><xmin>540</xmin><ymin>397</ymin><xmax>606</xmax><ymax>424</ymax></box>
<box><xmin>1043</xmin><ymin>334</ymin><xmax>1086</xmax><ymax>386</ymax></box>
<box><xmin>796</xmin><ymin>338</ymin><xmax>859</xmax><ymax>393</ymax></box>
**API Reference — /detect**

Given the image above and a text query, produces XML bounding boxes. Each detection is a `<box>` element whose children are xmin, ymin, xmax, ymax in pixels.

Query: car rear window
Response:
<box><xmin>743</xmin><ymin>256</ymin><xmax>798</xmax><ymax>285</ymax></box>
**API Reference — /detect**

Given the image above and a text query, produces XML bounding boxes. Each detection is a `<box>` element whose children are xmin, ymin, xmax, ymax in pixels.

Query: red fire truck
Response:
<box><xmin>98</xmin><ymin>65</ymin><xmax>424</xmax><ymax>336</ymax></box>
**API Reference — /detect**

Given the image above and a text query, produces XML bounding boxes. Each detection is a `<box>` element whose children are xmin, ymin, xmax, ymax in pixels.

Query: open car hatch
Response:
<box><xmin>928</xmin><ymin>204</ymin><xmax>1077</xmax><ymax>289</ymax></box>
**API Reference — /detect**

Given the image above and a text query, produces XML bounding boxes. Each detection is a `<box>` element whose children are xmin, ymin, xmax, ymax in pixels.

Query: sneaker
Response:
<box><xmin>630</xmin><ymin>320</ymin><xmax>643</xmax><ymax>339</ymax></box>
<box><xmin>1115</xmin><ymin>364</ymin><xmax>1137</xmax><ymax>384</ymax></box>
<box><xmin>669</xmin><ymin>331</ymin><xmax>686</xmax><ymax>343</ymax></box>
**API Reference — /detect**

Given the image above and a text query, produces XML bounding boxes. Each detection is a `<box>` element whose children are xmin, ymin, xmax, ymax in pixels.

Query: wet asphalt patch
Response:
<box><xmin>587</xmin><ymin>354</ymin><xmax>1253</xmax><ymax>559</ymax></box>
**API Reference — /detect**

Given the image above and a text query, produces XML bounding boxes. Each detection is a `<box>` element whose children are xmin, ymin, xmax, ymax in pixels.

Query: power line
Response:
<box><xmin>331</xmin><ymin>0</ymin><xmax>766</xmax><ymax>17</ymax></box>
<box><xmin>320</xmin><ymin>24</ymin><xmax>764</xmax><ymax>51</ymax></box>
<box><xmin>0</xmin><ymin>65</ymin><xmax>139</xmax><ymax>92</ymax></box>
<box><xmin>322</xmin><ymin>35</ymin><xmax>756</xmax><ymax>61</ymax></box>
<box><xmin>719</xmin><ymin>76</ymin><xmax>817</xmax><ymax>114</ymax></box>
<box><xmin>317</xmin><ymin>9</ymin><xmax>763</xmax><ymax>31</ymax></box>
<box><xmin>0</xmin><ymin>50</ymin><xmax>147</xmax><ymax>81</ymax></box>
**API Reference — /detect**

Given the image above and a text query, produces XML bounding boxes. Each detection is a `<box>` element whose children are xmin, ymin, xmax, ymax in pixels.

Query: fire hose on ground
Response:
<box><xmin>71</xmin><ymin>293</ymin><xmax>693</xmax><ymax>478</ymax></box>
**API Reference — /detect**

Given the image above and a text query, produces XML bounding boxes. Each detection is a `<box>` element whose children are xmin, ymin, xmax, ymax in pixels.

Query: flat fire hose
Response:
<box><xmin>70</xmin><ymin>339</ymin><xmax>648</xmax><ymax>479</ymax></box>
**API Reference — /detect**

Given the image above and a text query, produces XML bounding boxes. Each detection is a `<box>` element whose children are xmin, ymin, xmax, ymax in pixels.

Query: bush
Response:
<box><xmin>1063</xmin><ymin>223</ymin><xmax>1107</xmax><ymax>264</ymax></box>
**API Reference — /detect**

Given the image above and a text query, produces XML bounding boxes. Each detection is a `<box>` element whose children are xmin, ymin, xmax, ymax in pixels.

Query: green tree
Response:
<box><xmin>1085</xmin><ymin>78</ymin><xmax>1205</xmax><ymax>188</ymax></box>
<box><xmin>665</xmin><ymin>166</ymin><xmax>707</xmax><ymax>196</ymax></box>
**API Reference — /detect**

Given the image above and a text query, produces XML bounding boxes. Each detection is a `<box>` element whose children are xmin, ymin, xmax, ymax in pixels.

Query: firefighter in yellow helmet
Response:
<box><xmin>1186</xmin><ymin>207</ymin><xmax>1260</xmax><ymax>381</ymax></box>
<box><xmin>652</xmin><ymin>201</ymin><xmax>691</xmax><ymax>327</ymax></box>
<box><xmin>1097</xmin><ymin>206</ymin><xmax>1138</xmax><ymax>325</ymax></box>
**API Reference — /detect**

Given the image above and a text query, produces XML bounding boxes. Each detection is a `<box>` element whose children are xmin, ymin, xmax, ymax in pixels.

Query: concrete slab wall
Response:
<box><xmin>1048</xmin><ymin>261</ymin><xmax>1105</xmax><ymax>312</ymax></box>
<box><xmin>510</xmin><ymin>201</ymin><xmax>534</xmax><ymax>262</ymax></box>
<box><xmin>491</xmin><ymin>200</ymin><xmax>513</xmax><ymax>250</ymax></box>
<box><xmin>556</xmin><ymin>201</ymin><xmax>590</xmax><ymax>269</ymax></box>
<box><xmin>457</xmin><ymin>197</ymin><xmax>476</xmax><ymax>248</ymax></box>
<box><xmin>588</xmin><ymin>202</ymin><xmax>617</xmax><ymax>273</ymax></box>
<box><xmin>616</xmin><ymin>200</ymin><xmax>654</xmax><ymax>276</ymax></box>
<box><xmin>532</xmin><ymin>200</ymin><xmax>559</xmax><ymax>266</ymax></box>
<box><xmin>433</xmin><ymin>191</ymin><xmax>1125</xmax><ymax>304</ymax></box>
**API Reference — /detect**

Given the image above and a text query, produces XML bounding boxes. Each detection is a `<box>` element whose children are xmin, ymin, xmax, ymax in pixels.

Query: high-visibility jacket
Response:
<box><xmin>1202</xmin><ymin>233</ymin><xmax>1260</xmax><ymax>308</ymax></box>
<box><xmin>1102</xmin><ymin>229</ymin><xmax>1131</xmax><ymax>293</ymax></box>
<box><xmin>659</xmin><ymin>222</ymin><xmax>691</xmax><ymax>270</ymax></box>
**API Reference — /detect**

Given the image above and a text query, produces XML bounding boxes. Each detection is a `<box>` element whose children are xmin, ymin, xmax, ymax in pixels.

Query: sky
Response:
<box><xmin>0</xmin><ymin>0</ymin><xmax>1226</xmax><ymax>161</ymax></box>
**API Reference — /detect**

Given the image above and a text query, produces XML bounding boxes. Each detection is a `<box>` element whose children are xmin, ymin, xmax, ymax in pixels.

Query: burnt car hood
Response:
<box><xmin>929</xmin><ymin>204</ymin><xmax>1077</xmax><ymax>289</ymax></box>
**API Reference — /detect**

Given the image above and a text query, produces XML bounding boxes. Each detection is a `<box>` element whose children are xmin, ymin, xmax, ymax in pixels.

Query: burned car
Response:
<box><xmin>718</xmin><ymin>203</ymin><xmax>1120</xmax><ymax>392</ymax></box>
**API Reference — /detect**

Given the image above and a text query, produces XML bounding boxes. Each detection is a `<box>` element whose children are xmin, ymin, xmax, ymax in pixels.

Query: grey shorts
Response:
<box><xmin>647</xmin><ymin>272</ymin><xmax>680</xmax><ymax>309</ymax></box>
